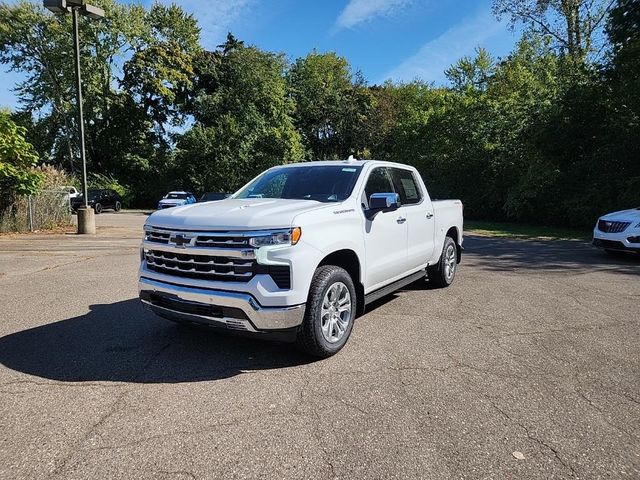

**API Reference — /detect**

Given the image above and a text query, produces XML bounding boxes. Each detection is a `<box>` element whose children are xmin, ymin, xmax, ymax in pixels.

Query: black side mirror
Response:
<box><xmin>366</xmin><ymin>192</ymin><xmax>400</xmax><ymax>219</ymax></box>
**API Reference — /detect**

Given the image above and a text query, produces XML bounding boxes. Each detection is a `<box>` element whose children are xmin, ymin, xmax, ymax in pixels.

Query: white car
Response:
<box><xmin>593</xmin><ymin>208</ymin><xmax>640</xmax><ymax>254</ymax></box>
<box><xmin>139</xmin><ymin>160</ymin><xmax>464</xmax><ymax>357</ymax></box>
<box><xmin>62</xmin><ymin>186</ymin><xmax>80</xmax><ymax>199</ymax></box>
<box><xmin>157</xmin><ymin>191</ymin><xmax>197</xmax><ymax>210</ymax></box>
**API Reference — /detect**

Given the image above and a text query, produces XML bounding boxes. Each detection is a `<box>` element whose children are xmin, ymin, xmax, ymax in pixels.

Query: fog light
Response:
<box><xmin>628</xmin><ymin>236</ymin><xmax>640</xmax><ymax>244</ymax></box>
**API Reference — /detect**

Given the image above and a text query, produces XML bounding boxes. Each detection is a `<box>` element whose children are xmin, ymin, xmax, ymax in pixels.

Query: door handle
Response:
<box><xmin>397</xmin><ymin>217</ymin><xmax>407</xmax><ymax>224</ymax></box>
<box><xmin>426</xmin><ymin>212</ymin><xmax>434</xmax><ymax>219</ymax></box>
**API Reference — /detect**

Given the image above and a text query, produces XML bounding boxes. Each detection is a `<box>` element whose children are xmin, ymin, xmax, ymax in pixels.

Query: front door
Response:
<box><xmin>361</xmin><ymin>167</ymin><xmax>409</xmax><ymax>290</ymax></box>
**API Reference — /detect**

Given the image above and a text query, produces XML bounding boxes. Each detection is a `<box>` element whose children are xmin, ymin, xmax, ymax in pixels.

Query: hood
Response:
<box><xmin>601</xmin><ymin>208</ymin><xmax>640</xmax><ymax>223</ymax></box>
<box><xmin>146</xmin><ymin>198</ymin><xmax>331</xmax><ymax>230</ymax></box>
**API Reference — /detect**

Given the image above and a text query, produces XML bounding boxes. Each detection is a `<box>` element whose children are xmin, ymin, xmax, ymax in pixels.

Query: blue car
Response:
<box><xmin>157</xmin><ymin>191</ymin><xmax>197</xmax><ymax>210</ymax></box>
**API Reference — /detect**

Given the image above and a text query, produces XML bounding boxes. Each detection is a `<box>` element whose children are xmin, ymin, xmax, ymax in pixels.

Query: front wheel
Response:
<box><xmin>94</xmin><ymin>203</ymin><xmax>103</xmax><ymax>214</ymax></box>
<box><xmin>427</xmin><ymin>236</ymin><xmax>458</xmax><ymax>288</ymax></box>
<box><xmin>296</xmin><ymin>266</ymin><xmax>356</xmax><ymax>358</ymax></box>
<box><xmin>114</xmin><ymin>201</ymin><xmax>121</xmax><ymax>212</ymax></box>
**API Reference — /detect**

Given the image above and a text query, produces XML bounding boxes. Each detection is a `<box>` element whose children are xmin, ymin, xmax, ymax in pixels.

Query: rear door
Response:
<box><xmin>390</xmin><ymin>167</ymin><xmax>435</xmax><ymax>269</ymax></box>
<box><xmin>361</xmin><ymin>167</ymin><xmax>409</xmax><ymax>290</ymax></box>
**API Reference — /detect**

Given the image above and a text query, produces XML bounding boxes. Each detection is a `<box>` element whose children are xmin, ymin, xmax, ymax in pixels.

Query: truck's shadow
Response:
<box><xmin>0</xmin><ymin>299</ymin><xmax>313</xmax><ymax>383</ymax></box>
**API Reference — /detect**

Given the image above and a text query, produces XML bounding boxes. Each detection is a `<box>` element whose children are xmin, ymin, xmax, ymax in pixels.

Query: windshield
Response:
<box><xmin>165</xmin><ymin>193</ymin><xmax>188</xmax><ymax>200</ymax></box>
<box><xmin>235</xmin><ymin>165</ymin><xmax>363</xmax><ymax>202</ymax></box>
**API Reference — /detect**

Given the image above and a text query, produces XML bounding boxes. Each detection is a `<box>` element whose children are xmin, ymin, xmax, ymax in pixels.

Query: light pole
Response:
<box><xmin>44</xmin><ymin>0</ymin><xmax>104</xmax><ymax>234</ymax></box>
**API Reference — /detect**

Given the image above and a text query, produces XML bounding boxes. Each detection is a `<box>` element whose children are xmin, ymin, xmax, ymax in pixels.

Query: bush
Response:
<box><xmin>0</xmin><ymin>164</ymin><xmax>73</xmax><ymax>232</ymax></box>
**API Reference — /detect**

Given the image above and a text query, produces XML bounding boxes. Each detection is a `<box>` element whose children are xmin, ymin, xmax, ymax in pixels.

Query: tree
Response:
<box><xmin>287</xmin><ymin>52</ymin><xmax>374</xmax><ymax>159</ymax></box>
<box><xmin>0</xmin><ymin>0</ymin><xmax>147</xmax><ymax>170</ymax></box>
<box><xmin>602</xmin><ymin>0</ymin><xmax>640</xmax><ymax>209</ymax></box>
<box><xmin>445</xmin><ymin>47</ymin><xmax>495</xmax><ymax>92</ymax></box>
<box><xmin>175</xmin><ymin>35</ymin><xmax>304</xmax><ymax>193</ymax></box>
<box><xmin>492</xmin><ymin>0</ymin><xmax>616</xmax><ymax>61</ymax></box>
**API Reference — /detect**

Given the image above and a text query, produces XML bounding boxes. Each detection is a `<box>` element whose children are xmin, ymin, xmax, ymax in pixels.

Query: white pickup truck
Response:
<box><xmin>139</xmin><ymin>160</ymin><xmax>463</xmax><ymax>356</ymax></box>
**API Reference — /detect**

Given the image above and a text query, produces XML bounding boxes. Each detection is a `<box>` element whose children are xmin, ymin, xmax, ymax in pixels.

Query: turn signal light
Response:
<box><xmin>291</xmin><ymin>227</ymin><xmax>302</xmax><ymax>245</ymax></box>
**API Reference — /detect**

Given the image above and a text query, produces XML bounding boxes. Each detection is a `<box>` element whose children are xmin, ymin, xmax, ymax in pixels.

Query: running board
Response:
<box><xmin>364</xmin><ymin>269</ymin><xmax>426</xmax><ymax>306</ymax></box>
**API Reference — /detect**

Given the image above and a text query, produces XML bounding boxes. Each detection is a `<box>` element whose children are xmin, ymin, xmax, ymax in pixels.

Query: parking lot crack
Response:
<box><xmin>48</xmin><ymin>342</ymin><xmax>173</xmax><ymax>478</ymax></box>
<box><xmin>35</xmin><ymin>255</ymin><xmax>99</xmax><ymax>274</ymax></box>
<box><xmin>83</xmin><ymin>421</ymin><xmax>241</xmax><ymax>453</ymax></box>
<box><xmin>483</xmin><ymin>394</ymin><xmax>578</xmax><ymax>477</ymax></box>
<box><xmin>309</xmin><ymin>407</ymin><xmax>337</xmax><ymax>479</ymax></box>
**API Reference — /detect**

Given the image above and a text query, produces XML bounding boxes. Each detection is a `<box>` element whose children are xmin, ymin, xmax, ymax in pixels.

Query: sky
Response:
<box><xmin>0</xmin><ymin>0</ymin><xmax>520</xmax><ymax>110</ymax></box>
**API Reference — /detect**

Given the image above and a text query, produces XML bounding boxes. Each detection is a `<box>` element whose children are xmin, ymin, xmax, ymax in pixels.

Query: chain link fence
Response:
<box><xmin>0</xmin><ymin>189</ymin><xmax>72</xmax><ymax>233</ymax></box>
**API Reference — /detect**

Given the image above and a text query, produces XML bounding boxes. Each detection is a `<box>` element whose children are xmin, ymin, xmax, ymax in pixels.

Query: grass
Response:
<box><xmin>464</xmin><ymin>220</ymin><xmax>591</xmax><ymax>241</ymax></box>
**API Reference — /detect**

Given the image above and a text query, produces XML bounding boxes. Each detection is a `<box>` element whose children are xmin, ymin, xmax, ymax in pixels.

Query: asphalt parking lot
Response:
<box><xmin>0</xmin><ymin>212</ymin><xmax>638</xmax><ymax>479</ymax></box>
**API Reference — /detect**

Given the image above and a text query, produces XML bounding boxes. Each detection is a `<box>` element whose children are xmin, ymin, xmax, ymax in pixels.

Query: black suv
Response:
<box><xmin>71</xmin><ymin>189</ymin><xmax>122</xmax><ymax>214</ymax></box>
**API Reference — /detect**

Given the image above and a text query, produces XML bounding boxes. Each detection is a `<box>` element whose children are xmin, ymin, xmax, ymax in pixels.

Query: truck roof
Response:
<box><xmin>273</xmin><ymin>160</ymin><xmax>415</xmax><ymax>169</ymax></box>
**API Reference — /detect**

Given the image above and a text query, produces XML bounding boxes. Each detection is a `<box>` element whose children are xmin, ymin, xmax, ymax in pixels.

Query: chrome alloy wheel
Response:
<box><xmin>444</xmin><ymin>243</ymin><xmax>456</xmax><ymax>282</ymax></box>
<box><xmin>320</xmin><ymin>282</ymin><xmax>352</xmax><ymax>343</ymax></box>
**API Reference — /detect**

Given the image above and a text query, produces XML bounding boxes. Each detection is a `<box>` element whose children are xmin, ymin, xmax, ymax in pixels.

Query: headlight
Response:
<box><xmin>249</xmin><ymin>227</ymin><xmax>302</xmax><ymax>247</ymax></box>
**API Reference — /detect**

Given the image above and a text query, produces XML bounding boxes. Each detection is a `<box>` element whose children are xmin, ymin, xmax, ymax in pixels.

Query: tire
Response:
<box><xmin>94</xmin><ymin>203</ymin><xmax>103</xmax><ymax>214</ymax></box>
<box><xmin>296</xmin><ymin>265</ymin><xmax>357</xmax><ymax>358</ymax></box>
<box><xmin>114</xmin><ymin>201</ymin><xmax>121</xmax><ymax>212</ymax></box>
<box><xmin>427</xmin><ymin>236</ymin><xmax>457</xmax><ymax>288</ymax></box>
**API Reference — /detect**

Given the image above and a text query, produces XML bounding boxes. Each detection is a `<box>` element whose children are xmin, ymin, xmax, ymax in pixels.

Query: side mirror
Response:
<box><xmin>366</xmin><ymin>192</ymin><xmax>400</xmax><ymax>219</ymax></box>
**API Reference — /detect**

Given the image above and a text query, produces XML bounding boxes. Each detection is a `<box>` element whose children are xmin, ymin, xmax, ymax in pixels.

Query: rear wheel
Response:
<box><xmin>427</xmin><ymin>236</ymin><xmax>457</xmax><ymax>288</ymax></box>
<box><xmin>296</xmin><ymin>266</ymin><xmax>356</xmax><ymax>358</ymax></box>
<box><xmin>94</xmin><ymin>203</ymin><xmax>103</xmax><ymax>214</ymax></box>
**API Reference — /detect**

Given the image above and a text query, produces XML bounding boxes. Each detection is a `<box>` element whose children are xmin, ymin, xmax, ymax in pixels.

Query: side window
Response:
<box><xmin>390</xmin><ymin>168</ymin><xmax>422</xmax><ymax>205</ymax></box>
<box><xmin>363</xmin><ymin>168</ymin><xmax>394</xmax><ymax>206</ymax></box>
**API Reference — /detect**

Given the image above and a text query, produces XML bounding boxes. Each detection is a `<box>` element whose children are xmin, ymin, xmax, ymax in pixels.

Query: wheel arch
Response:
<box><xmin>446</xmin><ymin>226</ymin><xmax>462</xmax><ymax>263</ymax></box>
<box><xmin>317</xmin><ymin>249</ymin><xmax>365</xmax><ymax>316</ymax></box>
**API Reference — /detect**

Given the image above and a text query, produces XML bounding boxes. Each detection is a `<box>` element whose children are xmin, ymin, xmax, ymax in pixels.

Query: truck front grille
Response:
<box><xmin>143</xmin><ymin>227</ymin><xmax>291</xmax><ymax>288</ymax></box>
<box><xmin>145</xmin><ymin>249</ymin><xmax>254</xmax><ymax>282</ymax></box>
<box><xmin>598</xmin><ymin>220</ymin><xmax>631</xmax><ymax>233</ymax></box>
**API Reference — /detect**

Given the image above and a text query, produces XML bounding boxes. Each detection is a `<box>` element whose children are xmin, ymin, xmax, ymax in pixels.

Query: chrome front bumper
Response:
<box><xmin>138</xmin><ymin>277</ymin><xmax>305</xmax><ymax>332</ymax></box>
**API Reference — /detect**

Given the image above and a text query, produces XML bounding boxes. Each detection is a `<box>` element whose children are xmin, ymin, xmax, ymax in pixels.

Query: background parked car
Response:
<box><xmin>157</xmin><ymin>191</ymin><xmax>197</xmax><ymax>210</ymax></box>
<box><xmin>199</xmin><ymin>192</ymin><xmax>230</xmax><ymax>202</ymax></box>
<box><xmin>593</xmin><ymin>207</ymin><xmax>640</xmax><ymax>254</ymax></box>
<box><xmin>71</xmin><ymin>189</ymin><xmax>122</xmax><ymax>214</ymax></box>
<box><xmin>62</xmin><ymin>186</ymin><xmax>81</xmax><ymax>199</ymax></box>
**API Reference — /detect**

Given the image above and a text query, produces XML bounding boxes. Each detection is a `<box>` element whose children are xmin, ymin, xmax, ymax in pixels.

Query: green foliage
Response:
<box><xmin>0</xmin><ymin>1</ymin><xmax>637</xmax><ymax>226</ymax></box>
<box><xmin>0</xmin><ymin>111</ymin><xmax>43</xmax><ymax>199</ymax></box>
<box><xmin>88</xmin><ymin>172</ymin><xmax>128</xmax><ymax>204</ymax></box>
<box><xmin>445</xmin><ymin>47</ymin><xmax>495</xmax><ymax>92</ymax></box>
<box><xmin>492</xmin><ymin>0</ymin><xmax>613</xmax><ymax>62</ymax></box>
<box><xmin>0</xmin><ymin>0</ymin><xmax>199</xmax><ymax>201</ymax></box>
<box><xmin>287</xmin><ymin>51</ymin><xmax>375</xmax><ymax>159</ymax></box>
<box><xmin>175</xmin><ymin>35</ymin><xmax>304</xmax><ymax>193</ymax></box>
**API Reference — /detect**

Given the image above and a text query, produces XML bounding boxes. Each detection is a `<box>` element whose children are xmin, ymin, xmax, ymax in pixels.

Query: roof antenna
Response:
<box><xmin>347</xmin><ymin>154</ymin><xmax>357</xmax><ymax>161</ymax></box>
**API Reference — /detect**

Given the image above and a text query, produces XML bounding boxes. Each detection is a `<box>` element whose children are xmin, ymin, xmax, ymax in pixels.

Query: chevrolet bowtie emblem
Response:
<box><xmin>170</xmin><ymin>234</ymin><xmax>190</xmax><ymax>248</ymax></box>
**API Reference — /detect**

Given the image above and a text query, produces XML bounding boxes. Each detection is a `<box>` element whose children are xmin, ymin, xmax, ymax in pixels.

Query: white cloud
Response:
<box><xmin>336</xmin><ymin>0</ymin><xmax>412</xmax><ymax>29</ymax></box>
<box><xmin>155</xmin><ymin>0</ymin><xmax>253</xmax><ymax>48</ymax></box>
<box><xmin>381</xmin><ymin>11</ymin><xmax>508</xmax><ymax>84</ymax></box>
